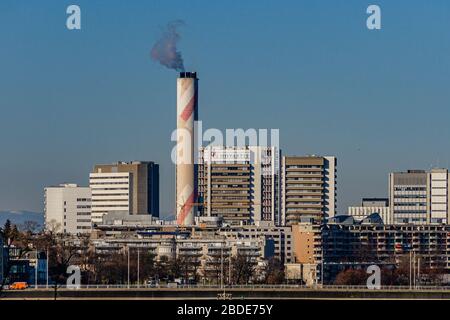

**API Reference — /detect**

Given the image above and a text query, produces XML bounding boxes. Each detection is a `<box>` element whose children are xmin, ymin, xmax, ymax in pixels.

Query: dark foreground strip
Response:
<box><xmin>0</xmin><ymin>299</ymin><xmax>445</xmax><ymax>319</ymax></box>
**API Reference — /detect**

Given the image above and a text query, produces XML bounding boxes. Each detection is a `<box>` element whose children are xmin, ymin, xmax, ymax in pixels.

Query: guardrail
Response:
<box><xmin>25</xmin><ymin>284</ymin><xmax>450</xmax><ymax>291</ymax></box>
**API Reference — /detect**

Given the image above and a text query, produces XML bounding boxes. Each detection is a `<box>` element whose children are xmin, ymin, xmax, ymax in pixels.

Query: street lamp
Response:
<box><xmin>126</xmin><ymin>246</ymin><xmax>130</xmax><ymax>289</ymax></box>
<box><xmin>137</xmin><ymin>248</ymin><xmax>140</xmax><ymax>288</ymax></box>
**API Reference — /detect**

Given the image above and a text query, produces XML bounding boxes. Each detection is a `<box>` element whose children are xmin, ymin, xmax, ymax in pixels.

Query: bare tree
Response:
<box><xmin>21</xmin><ymin>220</ymin><xmax>41</xmax><ymax>234</ymax></box>
<box><xmin>260</xmin><ymin>258</ymin><xmax>285</xmax><ymax>284</ymax></box>
<box><xmin>231</xmin><ymin>254</ymin><xmax>256</xmax><ymax>285</ymax></box>
<box><xmin>0</xmin><ymin>220</ymin><xmax>33</xmax><ymax>295</ymax></box>
<box><xmin>333</xmin><ymin>268</ymin><xmax>367</xmax><ymax>285</ymax></box>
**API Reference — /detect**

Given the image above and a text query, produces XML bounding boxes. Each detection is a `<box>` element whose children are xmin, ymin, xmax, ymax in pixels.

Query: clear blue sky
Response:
<box><xmin>1</xmin><ymin>0</ymin><xmax>450</xmax><ymax>217</ymax></box>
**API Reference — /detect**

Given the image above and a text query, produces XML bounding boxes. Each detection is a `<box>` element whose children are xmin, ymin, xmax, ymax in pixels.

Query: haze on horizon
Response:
<box><xmin>1</xmin><ymin>0</ymin><xmax>450</xmax><ymax>217</ymax></box>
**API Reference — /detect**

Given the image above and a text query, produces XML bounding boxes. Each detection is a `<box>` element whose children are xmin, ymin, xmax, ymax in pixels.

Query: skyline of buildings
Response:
<box><xmin>43</xmin><ymin>155</ymin><xmax>450</xmax><ymax>233</ymax></box>
<box><xmin>35</xmin><ymin>70</ymin><xmax>450</xmax><ymax>288</ymax></box>
<box><xmin>26</xmin><ymin>93</ymin><xmax>450</xmax><ymax>289</ymax></box>
<box><xmin>4</xmin><ymin>2</ymin><xmax>450</xmax><ymax>304</ymax></box>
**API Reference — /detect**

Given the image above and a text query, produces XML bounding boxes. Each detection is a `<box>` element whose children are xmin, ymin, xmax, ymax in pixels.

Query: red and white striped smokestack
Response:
<box><xmin>176</xmin><ymin>71</ymin><xmax>198</xmax><ymax>226</ymax></box>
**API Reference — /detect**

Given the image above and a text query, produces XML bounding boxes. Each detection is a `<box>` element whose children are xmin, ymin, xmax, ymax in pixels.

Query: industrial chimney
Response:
<box><xmin>176</xmin><ymin>71</ymin><xmax>198</xmax><ymax>226</ymax></box>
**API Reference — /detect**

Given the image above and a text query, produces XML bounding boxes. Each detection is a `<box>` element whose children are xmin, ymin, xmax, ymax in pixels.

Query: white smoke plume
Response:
<box><xmin>151</xmin><ymin>20</ymin><xmax>185</xmax><ymax>71</ymax></box>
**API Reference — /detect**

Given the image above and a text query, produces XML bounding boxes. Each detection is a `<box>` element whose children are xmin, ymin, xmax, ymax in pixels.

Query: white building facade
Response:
<box><xmin>44</xmin><ymin>184</ymin><xmax>91</xmax><ymax>234</ymax></box>
<box><xmin>348</xmin><ymin>198</ymin><xmax>390</xmax><ymax>223</ymax></box>
<box><xmin>389</xmin><ymin>169</ymin><xmax>450</xmax><ymax>224</ymax></box>
<box><xmin>89</xmin><ymin>172</ymin><xmax>131</xmax><ymax>224</ymax></box>
<box><xmin>348</xmin><ymin>206</ymin><xmax>391</xmax><ymax>223</ymax></box>
<box><xmin>429</xmin><ymin>168</ymin><xmax>450</xmax><ymax>224</ymax></box>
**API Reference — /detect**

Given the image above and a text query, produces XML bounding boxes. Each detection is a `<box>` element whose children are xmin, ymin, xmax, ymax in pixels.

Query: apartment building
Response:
<box><xmin>89</xmin><ymin>161</ymin><xmax>159</xmax><ymax>224</ymax></box>
<box><xmin>216</xmin><ymin>223</ymin><xmax>293</xmax><ymax>263</ymax></box>
<box><xmin>281</xmin><ymin>156</ymin><xmax>337</xmax><ymax>225</ymax></box>
<box><xmin>389</xmin><ymin>169</ymin><xmax>450</xmax><ymax>224</ymax></box>
<box><xmin>91</xmin><ymin>230</ymin><xmax>269</xmax><ymax>282</ymax></box>
<box><xmin>198</xmin><ymin>146</ymin><xmax>280</xmax><ymax>226</ymax></box>
<box><xmin>348</xmin><ymin>197</ymin><xmax>390</xmax><ymax>223</ymax></box>
<box><xmin>44</xmin><ymin>184</ymin><xmax>91</xmax><ymax>234</ymax></box>
<box><xmin>96</xmin><ymin>213</ymin><xmax>292</xmax><ymax>263</ymax></box>
<box><xmin>292</xmin><ymin>218</ymin><xmax>450</xmax><ymax>284</ymax></box>
<box><xmin>291</xmin><ymin>223</ymin><xmax>323</xmax><ymax>283</ymax></box>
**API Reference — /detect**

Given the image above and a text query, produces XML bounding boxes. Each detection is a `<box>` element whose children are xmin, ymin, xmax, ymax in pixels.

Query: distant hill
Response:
<box><xmin>0</xmin><ymin>211</ymin><xmax>44</xmax><ymax>231</ymax></box>
<box><xmin>162</xmin><ymin>213</ymin><xmax>176</xmax><ymax>221</ymax></box>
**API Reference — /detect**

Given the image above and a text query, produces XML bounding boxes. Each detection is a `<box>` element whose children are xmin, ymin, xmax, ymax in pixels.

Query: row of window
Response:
<box><xmin>90</xmin><ymin>182</ymin><xmax>129</xmax><ymax>185</ymax></box>
<box><xmin>393</xmin><ymin>210</ymin><xmax>427</xmax><ymax>214</ymax></box>
<box><xmin>394</xmin><ymin>195</ymin><xmax>426</xmax><ymax>199</ymax></box>
<box><xmin>91</xmin><ymin>199</ymin><xmax>129</xmax><ymax>202</ymax></box>
<box><xmin>394</xmin><ymin>187</ymin><xmax>426</xmax><ymax>191</ymax></box>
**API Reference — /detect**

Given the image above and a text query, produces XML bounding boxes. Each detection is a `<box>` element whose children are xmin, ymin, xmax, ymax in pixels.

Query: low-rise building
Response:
<box><xmin>348</xmin><ymin>197</ymin><xmax>390</xmax><ymax>223</ymax></box>
<box><xmin>292</xmin><ymin>217</ymin><xmax>450</xmax><ymax>284</ymax></box>
<box><xmin>91</xmin><ymin>229</ymin><xmax>269</xmax><ymax>282</ymax></box>
<box><xmin>95</xmin><ymin>214</ymin><xmax>292</xmax><ymax>264</ymax></box>
<box><xmin>216</xmin><ymin>222</ymin><xmax>293</xmax><ymax>263</ymax></box>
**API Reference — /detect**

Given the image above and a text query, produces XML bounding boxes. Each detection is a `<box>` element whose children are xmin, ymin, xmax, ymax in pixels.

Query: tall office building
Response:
<box><xmin>389</xmin><ymin>169</ymin><xmax>450</xmax><ymax>224</ymax></box>
<box><xmin>44</xmin><ymin>184</ymin><xmax>91</xmax><ymax>234</ymax></box>
<box><xmin>89</xmin><ymin>161</ymin><xmax>159</xmax><ymax>224</ymax></box>
<box><xmin>429</xmin><ymin>168</ymin><xmax>450</xmax><ymax>224</ymax></box>
<box><xmin>198</xmin><ymin>146</ymin><xmax>280</xmax><ymax>225</ymax></box>
<box><xmin>281</xmin><ymin>156</ymin><xmax>337</xmax><ymax>225</ymax></box>
<box><xmin>389</xmin><ymin>170</ymin><xmax>429</xmax><ymax>224</ymax></box>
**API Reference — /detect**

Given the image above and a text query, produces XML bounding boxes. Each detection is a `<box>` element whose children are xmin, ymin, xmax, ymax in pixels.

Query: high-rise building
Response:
<box><xmin>389</xmin><ymin>169</ymin><xmax>450</xmax><ymax>225</ymax></box>
<box><xmin>198</xmin><ymin>146</ymin><xmax>280</xmax><ymax>225</ymax></box>
<box><xmin>429</xmin><ymin>168</ymin><xmax>450</xmax><ymax>224</ymax></box>
<box><xmin>89</xmin><ymin>161</ymin><xmax>159</xmax><ymax>224</ymax></box>
<box><xmin>281</xmin><ymin>156</ymin><xmax>337</xmax><ymax>225</ymax></box>
<box><xmin>389</xmin><ymin>170</ymin><xmax>428</xmax><ymax>224</ymax></box>
<box><xmin>44</xmin><ymin>184</ymin><xmax>91</xmax><ymax>234</ymax></box>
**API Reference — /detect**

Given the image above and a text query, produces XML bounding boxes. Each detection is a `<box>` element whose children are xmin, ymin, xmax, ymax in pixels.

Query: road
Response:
<box><xmin>2</xmin><ymin>287</ymin><xmax>450</xmax><ymax>300</ymax></box>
